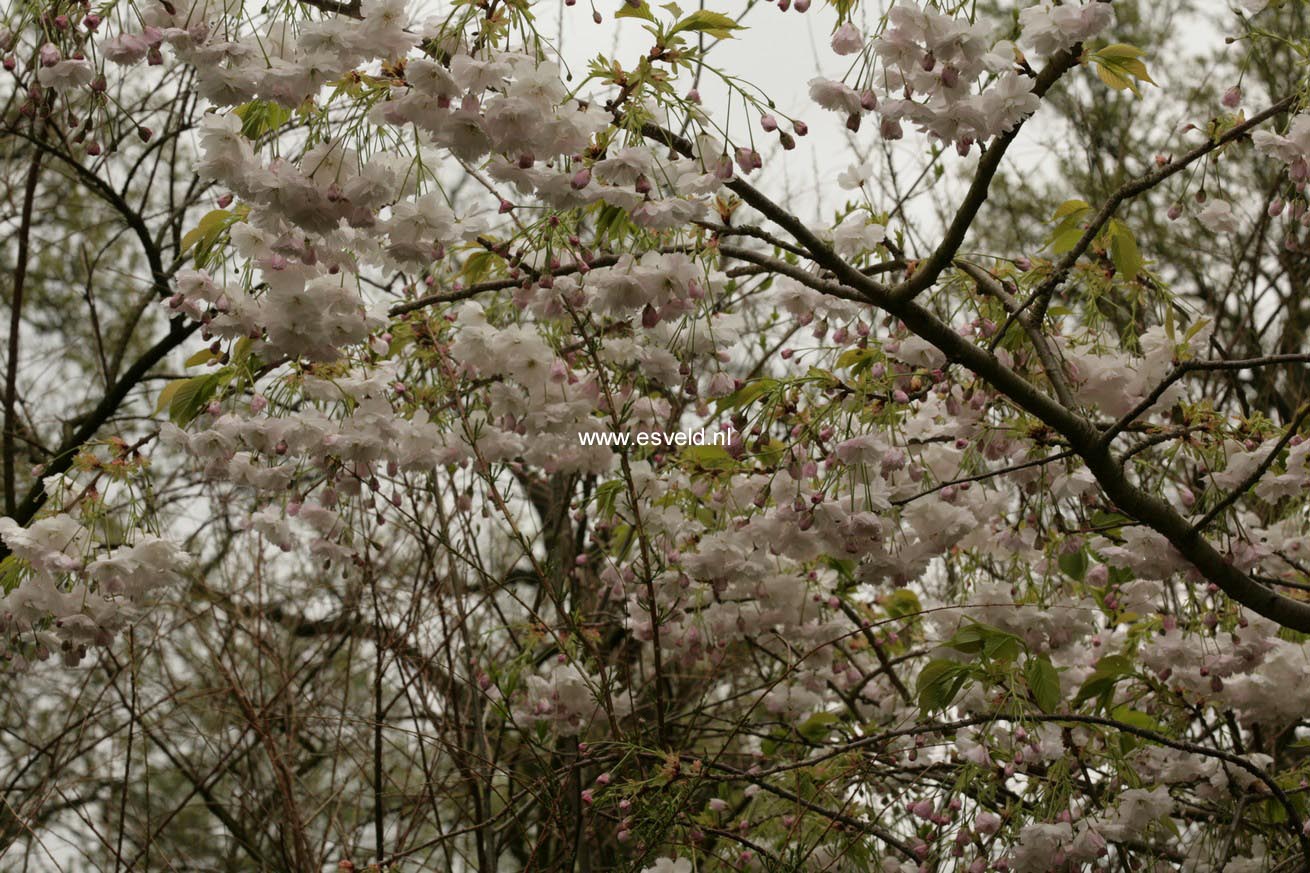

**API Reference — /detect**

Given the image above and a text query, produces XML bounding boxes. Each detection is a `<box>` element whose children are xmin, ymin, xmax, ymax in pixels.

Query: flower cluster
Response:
<box><xmin>0</xmin><ymin>516</ymin><xmax>188</xmax><ymax>668</ymax></box>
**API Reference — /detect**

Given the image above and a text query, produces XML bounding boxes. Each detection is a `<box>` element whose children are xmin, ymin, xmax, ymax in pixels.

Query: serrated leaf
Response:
<box><xmin>716</xmin><ymin>378</ymin><xmax>777</xmax><ymax>412</ymax></box>
<box><xmin>1108</xmin><ymin>221</ymin><xmax>1142</xmax><ymax>281</ymax></box>
<box><xmin>1095</xmin><ymin>62</ymin><xmax>1137</xmax><ymax>94</ymax></box>
<box><xmin>1075</xmin><ymin>654</ymin><xmax>1134</xmax><ymax>707</ymax></box>
<box><xmin>167</xmin><ymin>373</ymin><xmax>224</xmax><ymax>425</ymax></box>
<box><xmin>797</xmin><ymin>711</ymin><xmax>840</xmax><ymax>742</ymax></box>
<box><xmin>1058</xmin><ymin>548</ymin><xmax>1089</xmax><ymax>581</ymax></box>
<box><xmin>155</xmin><ymin>379</ymin><xmax>186</xmax><ymax>416</ymax></box>
<box><xmin>835</xmin><ymin>348</ymin><xmax>874</xmax><ymax>370</ymax></box>
<box><xmin>1025</xmin><ymin>656</ymin><xmax>1061</xmax><ymax>712</ymax></box>
<box><xmin>615</xmin><ymin>0</ymin><xmax>656</xmax><ymax>22</ymax></box>
<box><xmin>1110</xmin><ymin>705</ymin><xmax>1161</xmax><ymax>733</ymax></box>
<box><xmin>185</xmin><ymin>348</ymin><xmax>220</xmax><ymax>368</ymax></box>
<box><xmin>945</xmin><ymin>621</ymin><xmax>1025</xmax><ymax>662</ymax></box>
<box><xmin>181</xmin><ymin>209</ymin><xmax>234</xmax><ymax>254</ymax></box>
<box><xmin>232</xmin><ymin>100</ymin><xmax>291</xmax><ymax>139</ymax></box>
<box><xmin>1052</xmin><ymin>199</ymin><xmax>1091</xmax><ymax>221</ymax></box>
<box><xmin>680</xmin><ymin>444</ymin><xmax>735</xmax><ymax>470</ymax></box>
<box><xmin>1096</xmin><ymin>43</ymin><xmax>1145</xmax><ymax>61</ymax></box>
<box><xmin>0</xmin><ymin>555</ymin><xmax>26</xmax><ymax>595</ymax></box>
<box><xmin>884</xmin><ymin>588</ymin><xmax>922</xmax><ymax>620</ymax></box>
<box><xmin>1118</xmin><ymin>58</ymin><xmax>1157</xmax><ymax>86</ymax></box>
<box><xmin>1050</xmin><ymin>223</ymin><xmax>1086</xmax><ymax>255</ymax></box>
<box><xmin>1091</xmin><ymin>44</ymin><xmax>1156</xmax><ymax>97</ymax></box>
<box><xmin>916</xmin><ymin>659</ymin><xmax>967</xmax><ymax>713</ymax></box>
<box><xmin>669</xmin><ymin>9</ymin><xmax>743</xmax><ymax>39</ymax></box>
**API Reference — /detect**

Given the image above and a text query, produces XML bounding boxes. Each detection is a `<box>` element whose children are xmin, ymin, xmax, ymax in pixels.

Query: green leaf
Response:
<box><xmin>154</xmin><ymin>379</ymin><xmax>185</xmax><ymax>416</ymax></box>
<box><xmin>232</xmin><ymin>100</ymin><xmax>291</xmax><ymax>139</ymax></box>
<box><xmin>945</xmin><ymin>622</ymin><xmax>1024</xmax><ymax>662</ymax></box>
<box><xmin>1051</xmin><ymin>199</ymin><xmax>1091</xmax><ymax>221</ymax></box>
<box><xmin>615</xmin><ymin>0</ymin><xmax>656</xmax><ymax>22</ymax></box>
<box><xmin>669</xmin><ymin>9</ymin><xmax>743</xmax><ymax>39</ymax></box>
<box><xmin>1025</xmin><ymin>656</ymin><xmax>1061</xmax><ymax>712</ymax></box>
<box><xmin>1110</xmin><ymin>705</ymin><xmax>1162</xmax><ymax>733</ymax></box>
<box><xmin>916</xmin><ymin>659</ymin><xmax>968</xmax><ymax>713</ymax></box>
<box><xmin>1075</xmin><ymin>654</ymin><xmax>1134</xmax><ymax>707</ymax></box>
<box><xmin>680</xmin><ymin>444</ymin><xmax>735</xmax><ymax>471</ymax></box>
<box><xmin>716</xmin><ymin>378</ymin><xmax>777</xmax><ymax>412</ymax></box>
<box><xmin>884</xmin><ymin>588</ymin><xmax>922</xmax><ymax>620</ymax></box>
<box><xmin>835</xmin><ymin>348</ymin><xmax>876</xmax><ymax>371</ymax></box>
<box><xmin>1096</xmin><ymin>43</ymin><xmax>1145</xmax><ymax>61</ymax></box>
<box><xmin>185</xmin><ymin>347</ymin><xmax>220</xmax><ymax>368</ymax></box>
<box><xmin>165</xmin><ymin>373</ymin><xmax>224</xmax><ymax>425</ymax></box>
<box><xmin>1090</xmin><ymin>44</ymin><xmax>1157</xmax><ymax>97</ymax></box>
<box><xmin>797</xmin><ymin>711</ymin><xmax>840</xmax><ymax>742</ymax></box>
<box><xmin>180</xmin><ymin>209</ymin><xmax>235</xmax><ymax>254</ymax></box>
<box><xmin>0</xmin><ymin>555</ymin><xmax>25</xmax><ymax>595</ymax></box>
<box><xmin>1107</xmin><ymin>220</ymin><xmax>1142</xmax><ymax>281</ymax></box>
<box><xmin>1050</xmin><ymin>223</ymin><xmax>1086</xmax><ymax>255</ymax></box>
<box><xmin>1058</xmin><ymin>548</ymin><xmax>1089</xmax><ymax>581</ymax></box>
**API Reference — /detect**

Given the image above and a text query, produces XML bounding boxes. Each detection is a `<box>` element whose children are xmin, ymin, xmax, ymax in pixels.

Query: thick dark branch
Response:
<box><xmin>4</xmin><ymin>150</ymin><xmax>41</xmax><ymax>515</ymax></box>
<box><xmin>0</xmin><ymin>318</ymin><xmax>199</xmax><ymax>546</ymax></box>
<box><xmin>956</xmin><ymin>258</ymin><xmax>1077</xmax><ymax>408</ymax></box>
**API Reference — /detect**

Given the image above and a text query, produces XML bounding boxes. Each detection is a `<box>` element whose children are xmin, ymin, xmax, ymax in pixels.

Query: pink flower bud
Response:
<box><xmin>734</xmin><ymin>146</ymin><xmax>762</xmax><ymax>173</ymax></box>
<box><xmin>1167</xmin><ymin>203</ymin><xmax>1183</xmax><ymax>221</ymax></box>
<box><xmin>1222</xmin><ymin>85</ymin><xmax>1242</xmax><ymax>108</ymax></box>
<box><xmin>83</xmin><ymin>12</ymin><xmax>102</xmax><ymax>29</ymax></box>
<box><xmin>760</xmin><ymin>114</ymin><xmax>778</xmax><ymax>132</ymax></box>
<box><xmin>570</xmin><ymin>167</ymin><xmax>591</xmax><ymax>189</ymax></box>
